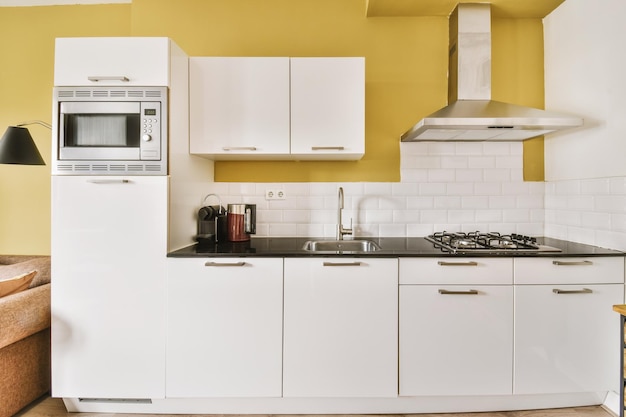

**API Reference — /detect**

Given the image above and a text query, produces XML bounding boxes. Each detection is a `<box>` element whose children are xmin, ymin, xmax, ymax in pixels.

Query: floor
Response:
<box><xmin>15</xmin><ymin>396</ymin><xmax>616</xmax><ymax>417</ymax></box>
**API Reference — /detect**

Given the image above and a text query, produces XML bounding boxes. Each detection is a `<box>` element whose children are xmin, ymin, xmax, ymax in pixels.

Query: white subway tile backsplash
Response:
<box><xmin>448</xmin><ymin>210</ymin><xmax>475</xmax><ymax>224</ymax></box>
<box><xmin>447</xmin><ymin>183</ymin><xmax>475</xmax><ymax>195</ymax></box>
<box><xmin>366</xmin><ymin>209</ymin><xmax>394</xmax><ymax>224</ymax></box>
<box><xmin>428</xmin><ymin>169</ymin><xmax>456</xmax><ymax>182</ymax></box>
<box><xmin>419</xmin><ymin>182</ymin><xmax>447</xmax><ymax>195</ymax></box>
<box><xmin>468</xmin><ymin>156</ymin><xmax>496</xmax><ymax>169</ymax></box>
<box><xmin>455</xmin><ymin>142</ymin><xmax>484</xmax><ymax>155</ymax></box>
<box><xmin>483</xmin><ymin>169</ymin><xmax>511</xmax><ymax>182</ymax></box>
<box><xmin>400</xmin><ymin>168</ymin><xmax>429</xmax><ymax>183</ymax></box>
<box><xmin>441</xmin><ymin>156</ymin><xmax>469</xmax><ymax>169</ymax></box>
<box><xmin>475</xmin><ymin>209</ymin><xmax>502</xmax><ymax>223</ymax></box>
<box><xmin>483</xmin><ymin>142</ymin><xmax>512</xmax><ymax>155</ymax></box>
<box><xmin>461</xmin><ymin>196</ymin><xmax>490</xmax><ymax>209</ymax></box>
<box><xmin>581</xmin><ymin>178</ymin><xmax>609</xmax><ymax>195</ymax></box>
<box><xmin>407</xmin><ymin>196</ymin><xmax>434</xmax><ymax>209</ymax></box>
<box><xmin>496</xmin><ymin>156</ymin><xmax>523</xmax><ymax>169</ymax></box>
<box><xmin>455</xmin><ymin>169</ymin><xmax>484</xmax><ymax>182</ymax></box>
<box><xmin>208</xmin><ymin>148</ymin><xmax>626</xmax><ymax>249</ymax></box>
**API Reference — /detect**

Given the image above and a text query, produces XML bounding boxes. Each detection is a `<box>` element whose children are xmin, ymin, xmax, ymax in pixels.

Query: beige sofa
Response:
<box><xmin>0</xmin><ymin>256</ymin><xmax>51</xmax><ymax>417</ymax></box>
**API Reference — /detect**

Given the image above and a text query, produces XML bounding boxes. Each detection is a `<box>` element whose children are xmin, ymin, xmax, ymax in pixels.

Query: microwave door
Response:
<box><xmin>58</xmin><ymin>101</ymin><xmax>142</xmax><ymax>161</ymax></box>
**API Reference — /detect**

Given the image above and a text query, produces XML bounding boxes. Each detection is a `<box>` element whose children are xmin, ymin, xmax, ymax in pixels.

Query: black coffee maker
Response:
<box><xmin>196</xmin><ymin>194</ymin><xmax>228</xmax><ymax>244</ymax></box>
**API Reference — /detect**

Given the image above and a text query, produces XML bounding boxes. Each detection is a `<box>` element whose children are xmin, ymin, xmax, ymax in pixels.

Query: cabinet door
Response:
<box><xmin>514</xmin><ymin>284</ymin><xmax>623</xmax><ymax>394</ymax></box>
<box><xmin>167</xmin><ymin>257</ymin><xmax>283</xmax><ymax>397</ymax></box>
<box><xmin>54</xmin><ymin>37</ymin><xmax>171</xmax><ymax>86</ymax></box>
<box><xmin>189</xmin><ymin>57</ymin><xmax>290</xmax><ymax>158</ymax></box>
<box><xmin>283</xmin><ymin>258</ymin><xmax>398</xmax><ymax>398</ymax></box>
<box><xmin>290</xmin><ymin>57</ymin><xmax>365</xmax><ymax>160</ymax></box>
<box><xmin>400</xmin><ymin>285</ymin><xmax>513</xmax><ymax>396</ymax></box>
<box><xmin>51</xmin><ymin>176</ymin><xmax>168</xmax><ymax>399</ymax></box>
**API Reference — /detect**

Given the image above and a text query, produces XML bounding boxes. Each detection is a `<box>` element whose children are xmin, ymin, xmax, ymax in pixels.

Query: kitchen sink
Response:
<box><xmin>302</xmin><ymin>239</ymin><xmax>381</xmax><ymax>253</ymax></box>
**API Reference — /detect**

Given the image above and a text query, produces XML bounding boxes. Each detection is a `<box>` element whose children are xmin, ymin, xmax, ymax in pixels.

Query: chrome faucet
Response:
<box><xmin>337</xmin><ymin>187</ymin><xmax>353</xmax><ymax>240</ymax></box>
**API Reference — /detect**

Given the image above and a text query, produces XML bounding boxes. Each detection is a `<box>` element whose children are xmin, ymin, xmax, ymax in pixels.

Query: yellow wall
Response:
<box><xmin>0</xmin><ymin>4</ymin><xmax>131</xmax><ymax>255</ymax></box>
<box><xmin>0</xmin><ymin>0</ymin><xmax>545</xmax><ymax>254</ymax></box>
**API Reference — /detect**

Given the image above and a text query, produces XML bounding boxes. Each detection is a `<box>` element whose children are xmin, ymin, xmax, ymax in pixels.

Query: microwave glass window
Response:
<box><xmin>63</xmin><ymin>114</ymin><xmax>140</xmax><ymax>147</ymax></box>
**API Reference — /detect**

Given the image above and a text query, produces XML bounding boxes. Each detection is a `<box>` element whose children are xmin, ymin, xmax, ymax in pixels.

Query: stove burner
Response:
<box><xmin>426</xmin><ymin>231</ymin><xmax>561</xmax><ymax>254</ymax></box>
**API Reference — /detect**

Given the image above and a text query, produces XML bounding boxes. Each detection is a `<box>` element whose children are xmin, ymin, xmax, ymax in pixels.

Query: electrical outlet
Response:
<box><xmin>265</xmin><ymin>189</ymin><xmax>286</xmax><ymax>200</ymax></box>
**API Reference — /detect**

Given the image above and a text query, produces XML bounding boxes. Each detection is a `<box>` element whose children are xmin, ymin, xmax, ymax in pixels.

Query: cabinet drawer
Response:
<box><xmin>514</xmin><ymin>257</ymin><xmax>624</xmax><ymax>284</ymax></box>
<box><xmin>399</xmin><ymin>258</ymin><xmax>512</xmax><ymax>285</ymax></box>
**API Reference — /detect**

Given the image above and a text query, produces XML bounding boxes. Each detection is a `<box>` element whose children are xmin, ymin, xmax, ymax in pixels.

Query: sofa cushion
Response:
<box><xmin>0</xmin><ymin>256</ymin><xmax>50</xmax><ymax>288</ymax></box>
<box><xmin>0</xmin><ymin>271</ymin><xmax>36</xmax><ymax>298</ymax></box>
<box><xmin>0</xmin><ymin>284</ymin><xmax>50</xmax><ymax>350</ymax></box>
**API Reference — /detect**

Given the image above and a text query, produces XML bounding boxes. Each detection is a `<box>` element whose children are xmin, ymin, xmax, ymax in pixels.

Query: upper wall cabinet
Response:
<box><xmin>54</xmin><ymin>37</ymin><xmax>181</xmax><ymax>86</ymax></box>
<box><xmin>190</xmin><ymin>57</ymin><xmax>291</xmax><ymax>157</ymax></box>
<box><xmin>190</xmin><ymin>57</ymin><xmax>365</xmax><ymax>161</ymax></box>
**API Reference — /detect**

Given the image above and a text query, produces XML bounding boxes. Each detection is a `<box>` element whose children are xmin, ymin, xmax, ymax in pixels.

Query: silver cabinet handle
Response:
<box><xmin>222</xmin><ymin>147</ymin><xmax>257</xmax><ymax>151</ymax></box>
<box><xmin>438</xmin><ymin>289</ymin><xmax>479</xmax><ymax>295</ymax></box>
<box><xmin>553</xmin><ymin>288</ymin><xmax>593</xmax><ymax>294</ymax></box>
<box><xmin>311</xmin><ymin>146</ymin><xmax>345</xmax><ymax>151</ymax></box>
<box><xmin>205</xmin><ymin>261</ymin><xmax>246</xmax><ymax>267</ymax></box>
<box><xmin>437</xmin><ymin>261</ymin><xmax>478</xmax><ymax>266</ymax></box>
<box><xmin>87</xmin><ymin>179</ymin><xmax>130</xmax><ymax>184</ymax></box>
<box><xmin>323</xmin><ymin>261</ymin><xmax>362</xmax><ymax>267</ymax></box>
<box><xmin>87</xmin><ymin>76</ymin><xmax>130</xmax><ymax>82</ymax></box>
<box><xmin>552</xmin><ymin>260</ymin><xmax>593</xmax><ymax>266</ymax></box>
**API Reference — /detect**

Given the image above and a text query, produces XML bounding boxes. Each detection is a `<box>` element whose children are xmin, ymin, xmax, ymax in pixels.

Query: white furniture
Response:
<box><xmin>51</xmin><ymin>176</ymin><xmax>168</xmax><ymax>398</ymax></box>
<box><xmin>513</xmin><ymin>257</ymin><xmax>624</xmax><ymax>394</ymax></box>
<box><xmin>166</xmin><ymin>257</ymin><xmax>283</xmax><ymax>398</ymax></box>
<box><xmin>283</xmin><ymin>258</ymin><xmax>398</xmax><ymax>397</ymax></box>
<box><xmin>399</xmin><ymin>258</ymin><xmax>513</xmax><ymax>396</ymax></box>
<box><xmin>54</xmin><ymin>37</ymin><xmax>176</xmax><ymax>86</ymax></box>
<box><xmin>189</xmin><ymin>57</ymin><xmax>365</xmax><ymax>160</ymax></box>
<box><xmin>52</xmin><ymin>37</ymin><xmax>214</xmax><ymax>403</ymax></box>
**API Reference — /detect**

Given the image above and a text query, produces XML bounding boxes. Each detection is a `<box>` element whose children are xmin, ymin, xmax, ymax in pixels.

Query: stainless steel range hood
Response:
<box><xmin>401</xmin><ymin>3</ymin><xmax>583</xmax><ymax>142</ymax></box>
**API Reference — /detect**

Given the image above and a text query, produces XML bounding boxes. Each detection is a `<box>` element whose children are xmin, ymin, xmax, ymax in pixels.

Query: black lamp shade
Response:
<box><xmin>0</xmin><ymin>126</ymin><xmax>46</xmax><ymax>165</ymax></box>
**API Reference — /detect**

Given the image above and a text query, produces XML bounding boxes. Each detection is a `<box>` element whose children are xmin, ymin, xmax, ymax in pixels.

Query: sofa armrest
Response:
<box><xmin>0</xmin><ymin>283</ymin><xmax>50</xmax><ymax>350</ymax></box>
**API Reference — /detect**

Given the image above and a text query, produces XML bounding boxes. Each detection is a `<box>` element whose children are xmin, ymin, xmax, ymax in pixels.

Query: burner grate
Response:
<box><xmin>426</xmin><ymin>231</ymin><xmax>556</xmax><ymax>254</ymax></box>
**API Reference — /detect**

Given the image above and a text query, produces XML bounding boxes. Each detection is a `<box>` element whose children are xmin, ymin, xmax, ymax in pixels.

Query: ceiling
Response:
<box><xmin>366</xmin><ymin>0</ymin><xmax>567</xmax><ymax>18</ymax></box>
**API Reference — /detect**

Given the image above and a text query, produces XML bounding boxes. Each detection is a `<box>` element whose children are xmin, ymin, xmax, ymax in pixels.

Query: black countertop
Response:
<box><xmin>168</xmin><ymin>237</ymin><xmax>624</xmax><ymax>258</ymax></box>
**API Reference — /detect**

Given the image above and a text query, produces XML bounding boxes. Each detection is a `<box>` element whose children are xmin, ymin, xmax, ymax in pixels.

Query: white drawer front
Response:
<box><xmin>514</xmin><ymin>257</ymin><xmax>624</xmax><ymax>284</ymax></box>
<box><xmin>400</xmin><ymin>258</ymin><xmax>513</xmax><ymax>285</ymax></box>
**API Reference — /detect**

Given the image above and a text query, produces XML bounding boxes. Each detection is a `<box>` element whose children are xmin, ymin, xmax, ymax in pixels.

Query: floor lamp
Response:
<box><xmin>0</xmin><ymin>121</ymin><xmax>49</xmax><ymax>165</ymax></box>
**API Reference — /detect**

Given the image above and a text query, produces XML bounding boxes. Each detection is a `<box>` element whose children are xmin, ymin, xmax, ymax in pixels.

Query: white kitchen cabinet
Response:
<box><xmin>54</xmin><ymin>37</ymin><xmax>182</xmax><ymax>86</ymax></box>
<box><xmin>189</xmin><ymin>57</ymin><xmax>364</xmax><ymax>160</ymax></box>
<box><xmin>399</xmin><ymin>258</ymin><xmax>513</xmax><ymax>396</ymax></box>
<box><xmin>189</xmin><ymin>57</ymin><xmax>290</xmax><ymax>157</ymax></box>
<box><xmin>166</xmin><ymin>257</ymin><xmax>283</xmax><ymax>398</ymax></box>
<box><xmin>513</xmin><ymin>257</ymin><xmax>624</xmax><ymax>395</ymax></box>
<box><xmin>283</xmin><ymin>258</ymin><xmax>397</xmax><ymax>398</ymax></box>
<box><xmin>51</xmin><ymin>176</ymin><xmax>168</xmax><ymax>399</ymax></box>
<box><xmin>290</xmin><ymin>57</ymin><xmax>365</xmax><ymax>160</ymax></box>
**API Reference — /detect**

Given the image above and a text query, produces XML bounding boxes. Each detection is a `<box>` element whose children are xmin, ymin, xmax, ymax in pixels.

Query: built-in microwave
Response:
<box><xmin>52</xmin><ymin>86</ymin><xmax>168</xmax><ymax>175</ymax></box>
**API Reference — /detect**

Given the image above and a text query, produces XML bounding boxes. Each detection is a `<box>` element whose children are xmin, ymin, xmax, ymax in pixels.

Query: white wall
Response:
<box><xmin>544</xmin><ymin>0</ymin><xmax>626</xmax><ymax>181</ymax></box>
<box><xmin>543</xmin><ymin>0</ymin><xmax>626</xmax><ymax>251</ymax></box>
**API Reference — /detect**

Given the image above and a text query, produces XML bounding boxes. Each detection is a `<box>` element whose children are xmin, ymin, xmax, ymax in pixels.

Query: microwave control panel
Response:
<box><xmin>140</xmin><ymin>103</ymin><xmax>161</xmax><ymax>160</ymax></box>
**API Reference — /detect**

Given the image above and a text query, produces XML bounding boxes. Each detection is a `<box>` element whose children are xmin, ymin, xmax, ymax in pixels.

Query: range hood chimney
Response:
<box><xmin>400</xmin><ymin>3</ymin><xmax>583</xmax><ymax>142</ymax></box>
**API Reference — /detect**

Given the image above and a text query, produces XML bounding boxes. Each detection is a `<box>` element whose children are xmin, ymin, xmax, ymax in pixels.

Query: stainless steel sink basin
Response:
<box><xmin>302</xmin><ymin>239</ymin><xmax>381</xmax><ymax>253</ymax></box>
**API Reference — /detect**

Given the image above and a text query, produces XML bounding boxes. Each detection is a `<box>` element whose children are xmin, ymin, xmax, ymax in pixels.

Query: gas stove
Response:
<box><xmin>425</xmin><ymin>231</ymin><xmax>562</xmax><ymax>254</ymax></box>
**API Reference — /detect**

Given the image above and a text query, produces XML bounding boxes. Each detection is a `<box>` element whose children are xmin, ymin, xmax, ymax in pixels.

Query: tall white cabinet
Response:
<box><xmin>51</xmin><ymin>176</ymin><xmax>168</xmax><ymax>398</ymax></box>
<box><xmin>51</xmin><ymin>37</ymin><xmax>212</xmax><ymax>400</ymax></box>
